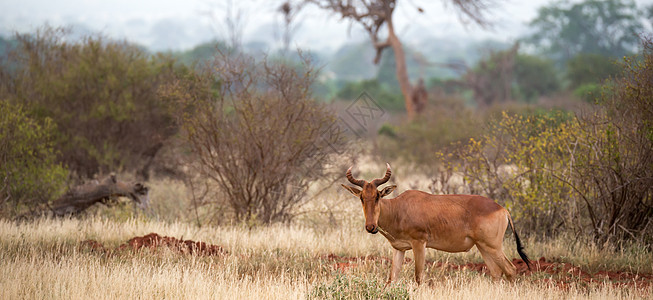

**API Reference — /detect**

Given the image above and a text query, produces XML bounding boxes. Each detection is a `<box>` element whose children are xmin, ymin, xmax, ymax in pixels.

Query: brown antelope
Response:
<box><xmin>341</xmin><ymin>163</ymin><xmax>531</xmax><ymax>285</ymax></box>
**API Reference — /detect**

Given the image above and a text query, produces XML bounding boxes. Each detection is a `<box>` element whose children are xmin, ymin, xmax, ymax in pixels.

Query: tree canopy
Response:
<box><xmin>524</xmin><ymin>0</ymin><xmax>646</xmax><ymax>64</ymax></box>
<box><xmin>0</xmin><ymin>27</ymin><xmax>184</xmax><ymax>179</ymax></box>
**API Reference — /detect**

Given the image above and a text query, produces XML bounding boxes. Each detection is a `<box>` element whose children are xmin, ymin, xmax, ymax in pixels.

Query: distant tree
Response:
<box><xmin>177</xmin><ymin>40</ymin><xmax>228</xmax><ymax>66</ymax></box>
<box><xmin>465</xmin><ymin>45</ymin><xmax>561</xmax><ymax>104</ymax></box>
<box><xmin>513</xmin><ymin>54</ymin><xmax>560</xmax><ymax>101</ymax></box>
<box><xmin>465</xmin><ymin>44</ymin><xmax>519</xmax><ymax>107</ymax></box>
<box><xmin>336</xmin><ymin>79</ymin><xmax>404</xmax><ymax>111</ymax></box>
<box><xmin>305</xmin><ymin>0</ymin><xmax>499</xmax><ymax>118</ymax></box>
<box><xmin>328</xmin><ymin>43</ymin><xmax>378</xmax><ymax>80</ymax></box>
<box><xmin>524</xmin><ymin>0</ymin><xmax>646</xmax><ymax>64</ymax></box>
<box><xmin>566</xmin><ymin>53</ymin><xmax>621</xmax><ymax>90</ymax></box>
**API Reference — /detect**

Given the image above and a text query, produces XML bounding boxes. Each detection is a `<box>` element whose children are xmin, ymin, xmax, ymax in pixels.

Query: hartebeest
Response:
<box><xmin>341</xmin><ymin>163</ymin><xmax>531</xmax><ymax>284</ymax></box>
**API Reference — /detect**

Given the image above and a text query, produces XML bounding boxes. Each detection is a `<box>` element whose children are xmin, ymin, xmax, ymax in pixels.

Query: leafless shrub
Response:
<box><xmin>163</xmin><ymin>51</ymin><xmax>345</xmax><ymax>225</ymax></box>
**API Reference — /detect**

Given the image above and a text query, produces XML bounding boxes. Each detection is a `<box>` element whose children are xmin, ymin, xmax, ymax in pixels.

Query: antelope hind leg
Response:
<box><xmin>476</xmin><ymin>244</ymin><xmax>503</xmax><ymax>280</ymax></box>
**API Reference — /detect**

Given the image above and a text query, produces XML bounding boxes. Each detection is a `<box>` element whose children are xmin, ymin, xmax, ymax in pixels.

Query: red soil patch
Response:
<box><xmin>519</xmin><ymin>257</ymin><xmax>653</xmax><ymax>290</ymax></box>
<box><xmin>323</xmin><ymin>254</ymin><xmax>653</xmax><ymax>290</ymax></box>
<box><xmin>80</xmin><ymin>233</ymin><xmax>226</xmax><ymax>256</ymax></box>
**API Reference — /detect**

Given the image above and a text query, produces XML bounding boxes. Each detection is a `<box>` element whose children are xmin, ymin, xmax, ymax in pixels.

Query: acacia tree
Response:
<box><xmin>305</xmin><ymin>0</ymin><xmax>497</xmax><ymax>118</ymax></box>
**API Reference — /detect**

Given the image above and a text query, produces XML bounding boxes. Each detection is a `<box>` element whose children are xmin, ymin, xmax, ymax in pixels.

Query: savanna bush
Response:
<box><xmin>439</xmin><ymin>38</ymin><xmax>653</xmax><ymax>242</ymax></box>
<box><xmin>571</xmin><ymin>37</ymin><xmax>653</xmax><ymax>242</ymax></box>
<box><xmin>0</xmin><ymin>100</ymin><xmax>68</xmax><ymax>216</ymax></box>
<box><xmin>438</xmin><ymin>111</ymin><xmax>575</xmax><ymax>235</ymax></box>
<box><xmin>0</xmin><ymin>26</ymin><xmax>184</xmax><ymax>179</ymax></box>
<box><xmin>164</xmin><ymin>51</ymin><xmax>345</xmax><ymax>225</ymax></box>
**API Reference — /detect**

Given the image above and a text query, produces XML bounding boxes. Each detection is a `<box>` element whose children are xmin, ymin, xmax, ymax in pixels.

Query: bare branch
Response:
<box><xmin>167</xmin><ymin>50</ymin><xmax>346</xmax><ymax>224</ymax></box>
<box><xmin>449</xmin><ymin>0</ymin><xmax>497</xmax><ymax>28</ymax></box>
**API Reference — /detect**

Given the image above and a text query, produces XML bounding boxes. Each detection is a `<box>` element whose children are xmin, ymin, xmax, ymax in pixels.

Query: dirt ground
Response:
<box><xmin>81</xmin><ymin>233</ymin><xmax>652</xmax><ymax>291</ymax></box>
<box><xmin>323</xmin><ymin>253</ymin><xmax>653</xmax><ymax>290</ymax></box>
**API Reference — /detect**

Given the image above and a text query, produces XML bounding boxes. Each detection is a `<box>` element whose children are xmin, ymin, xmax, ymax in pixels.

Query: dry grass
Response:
<box><xmin>1</xmin><ymin>217</ymin><xmax>651</xmax><ymax>300</ymax></box>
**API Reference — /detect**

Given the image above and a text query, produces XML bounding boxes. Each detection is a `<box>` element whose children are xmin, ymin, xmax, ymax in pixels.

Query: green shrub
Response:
<box><xmin>572</xmin><ymin>83</ymin><xmax>600</xmax><ymax>102</ymax></box>
<box><xmin>438</xmin><ymin>111</ymin><xmax>575</xmax><ymax>235</ymax></box>
<box><xmin>438</xmin><ymin>38</ymin><xmax>652</xmax><ymax>243</ymax></box>
<box><xmin>566</xmin><ymin>53</ymin><xmax>621</xmax><ymax>90</ymax></box>
<box><xmin>336</xmin><ymin>79</ymin><xmax>404</xmax><ymax>111</ymax></box>
<box><xmin>0</xmin><ymin>100</ymin><xmax>68</xmax><ymax>216</ymax></box>
<box><xmin>572</xmin><ymin>36</ymin><xmax>653</xmax><ymax>243</ymax></box>
<box><xmin>441</xmin><ymin>38</ymin><xmax>653</xmax><ymax>243</ymax></box>
<box><xmin>0</xmin><ymin>27</ymin><xmax>184</xmax><ymax>178</ymax></box>
<box><xmin>377</xmin><ymin>124</ymin><xmax>397</xmax><ymax>138</ymax></box>
<box><xmin>514</xmin><ymin>54</ymin><xmax>560</xmax><ymax>101</ymax></box>
<box><xmin>308</xmin><ymin>275</ymin><xmax>409</xmax><ymax>300</ymax></box>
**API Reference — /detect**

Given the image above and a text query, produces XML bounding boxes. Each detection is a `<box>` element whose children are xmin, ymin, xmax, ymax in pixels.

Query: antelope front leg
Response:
<box><xmin>386</xmin><ymin>249</ymin><xmax>405</xmax><ymax>286</ymax></box>
<box><xmin>411</xmin><ymin>240</ymin><xmax>427</xmax><ymax>285</ymax></box>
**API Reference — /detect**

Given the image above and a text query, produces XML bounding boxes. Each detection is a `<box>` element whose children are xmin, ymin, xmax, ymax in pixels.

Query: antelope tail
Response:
<box><xmin>507</xmin><ymin>212</ymin><xmax>532</xmax><ymax>270</ymax></box>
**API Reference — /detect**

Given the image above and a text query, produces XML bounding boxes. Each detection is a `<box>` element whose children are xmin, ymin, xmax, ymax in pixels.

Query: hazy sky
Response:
<box><xmin>1</xmin><ymin>0</ymin><xmax>651</xmax><ymax>52</ymax></box>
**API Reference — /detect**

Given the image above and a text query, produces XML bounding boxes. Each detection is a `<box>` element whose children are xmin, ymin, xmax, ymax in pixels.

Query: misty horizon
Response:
<box><xmin>0</xmin><ymin>0</ymin><xmax>573</xmax><ymax>52</ymax></box>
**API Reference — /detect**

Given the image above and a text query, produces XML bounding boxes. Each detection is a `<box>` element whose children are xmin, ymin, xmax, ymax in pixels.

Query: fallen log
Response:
<box><xmin>19</xmin><ymin>174</ymin><xmax>148</xmax><ymax>219</ymax></box>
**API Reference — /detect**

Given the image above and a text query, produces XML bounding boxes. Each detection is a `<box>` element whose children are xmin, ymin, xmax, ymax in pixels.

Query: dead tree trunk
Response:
<box><xmin>386</xmin><ymin>20</ymin><xmax>416</xmax><ymax>118</ymax></box>
<box><xmin>19</xmin><ymin>174</ymin><xmax>148</xmax><ymax>219</ymax></box>
<box><xmin>370</xmin><ymin>13</ymin><xmax>418</xmax><ymax>118</ymax></box>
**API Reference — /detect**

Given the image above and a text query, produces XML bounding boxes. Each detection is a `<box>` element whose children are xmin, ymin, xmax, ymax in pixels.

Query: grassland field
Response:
<box><xmin>1</xmin><ymin>215</ymin><xmax>651</xmax><ymax>299</ymax></box>
<box><xmin>1</xmin><ymin>174</ymin><xmax>652</xmax><ymax>300</ymax></box>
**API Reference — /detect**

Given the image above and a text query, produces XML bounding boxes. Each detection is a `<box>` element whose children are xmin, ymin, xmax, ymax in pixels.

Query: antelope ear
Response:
<box><xmin>341</xmin><ymin>184</ymin><xmax>362</xmax><ymax>197</ymax></box>
<box><xmin>379</xmin><ymin>185</ymin><xmax>397</xmax><ymax>198</ymax></box>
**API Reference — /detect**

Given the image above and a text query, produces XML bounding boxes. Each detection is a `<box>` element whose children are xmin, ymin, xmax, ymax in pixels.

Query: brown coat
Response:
<box><xmin>342</xmin><ymin>164</ymin><xmax>531</xmax><ymax>285</ymax></box>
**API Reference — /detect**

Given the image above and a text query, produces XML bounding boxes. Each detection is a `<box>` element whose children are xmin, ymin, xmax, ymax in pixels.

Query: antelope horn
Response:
<box><xmin>371</xmin><ymin>163</ymin><xmax>392</xmax><ymax>186</ymax></box>
<box><xmin>346</xmin><ymin>166</ymin><xmax>365</xmax><ymax>187</ymax></box>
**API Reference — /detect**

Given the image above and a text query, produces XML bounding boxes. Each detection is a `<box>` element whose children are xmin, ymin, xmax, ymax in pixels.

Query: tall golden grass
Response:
<box><xmin>1</xmin><ymin>216</ymin><xmax>650</xmax><ymax>300</ymax></box>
